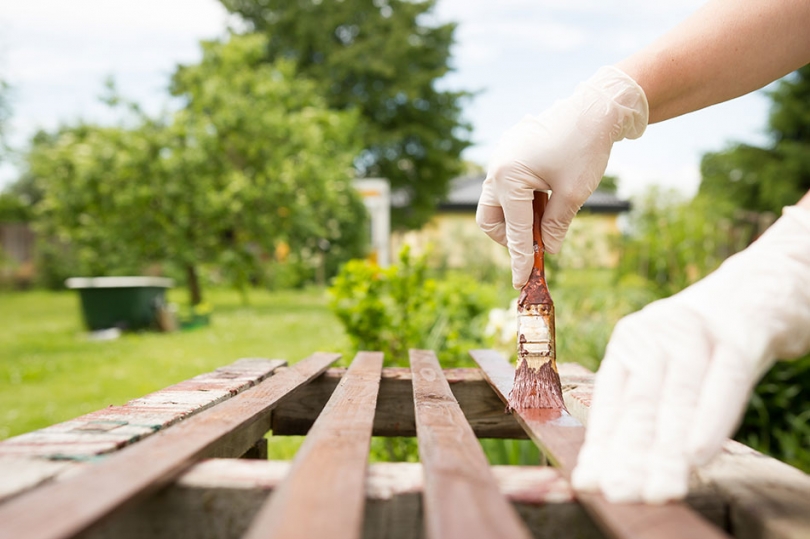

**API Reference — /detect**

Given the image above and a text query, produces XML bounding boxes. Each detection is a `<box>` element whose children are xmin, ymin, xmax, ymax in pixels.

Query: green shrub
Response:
<box><xmin>328</xmin><ymin>247</ymin><xmax>498</xmax><ymax>367</ymax></box>
<box><xmin>617</xmin><ymin>187</ymin><xmax>750</xmax><ymax>296</ymax></box>
<box><xmin>479</xmin><ymin>439</ymin><xmax>541</xmax><ymax>465</ymax></box>
<box><xmin>737</xmin><ymin>356</ymin><xmax>810</xmax><ymax>472</ymax></box>
<box><xmin>553</xmin><ymin>271</ymin><xmax>658</xmax><ymax>371</ymax></box>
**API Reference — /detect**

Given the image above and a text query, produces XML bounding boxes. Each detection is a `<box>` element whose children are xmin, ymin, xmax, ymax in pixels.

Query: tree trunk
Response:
<box><xmin>186</xmin><ymin>264</ymin><xmax>202</xmax><ymax>306</ymax></box>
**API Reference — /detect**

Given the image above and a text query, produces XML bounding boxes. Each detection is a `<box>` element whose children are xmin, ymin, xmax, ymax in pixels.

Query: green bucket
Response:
<box><xmin>65</xmin><ymin>277</ymin><xmax>174</xmax><ymax>331</ymax></box>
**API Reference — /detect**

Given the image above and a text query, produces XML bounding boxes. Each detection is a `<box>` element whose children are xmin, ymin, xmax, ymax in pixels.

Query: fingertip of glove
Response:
<box><xmin>511</xmin><ymin>260</ymin><xmax>532</xmax><ymax>290</ymax></box>
<box><xmin>512</xmin><ymin>266</ymin><xmax>531</xmax><ymax>290</ymax></box>
<box><xmin>686</xmin><ymin>437</ymin><xmax>722</xmax><ymax>467</ymax></box>
<box><xmin>543</xmin><ymin>240</ymin><xmax>561</xmax><ymax>255</ymax></box>
<box><xmin>541</xmin><ymin>227</ymin><xmax>565</xmax><ymax>255</ymax></box>
<box><xmin>571</xmin><ymin>464</ymin><xmax>600</xmax><ymax>493</ymax></box>
<box><xmin>641</xmin><ymin>460</ymin><xmax>689</xmax><ymax>504</ymax></box>
<box><xmin>641</xmin><ymin>479</ymin><xmax>688</xmax><ymax>505</ymax></box>
<box><xmin>599</xmin><ymin>453</ymin><xmax>648</xmax><ymax>504</ymax></box>
<box><xmin>601</xmin><ymin>482</ymin><xmax>643</xmax><ymax>504</ymax></box>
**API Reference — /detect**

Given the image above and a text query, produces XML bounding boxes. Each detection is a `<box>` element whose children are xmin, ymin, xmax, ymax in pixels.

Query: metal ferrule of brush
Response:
<box><xmin>517</xmin><ymin>303</ymin><xmax>556</xmax><ymax>370</ymax></box>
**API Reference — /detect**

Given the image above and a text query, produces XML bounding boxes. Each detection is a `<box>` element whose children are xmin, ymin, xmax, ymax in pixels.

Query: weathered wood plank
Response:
<box><xmin>695</xmin><ymin>440</ymin><xmax>810</xmax><ymax>539</ymax></box>
<box><xmin>272</xmin><ymin>367</ymin><xmax>527</xmax><ymax>438</ymax></box>
<box><xmin>244</xmin><ymin>352</ymin><xmax>384</xmax><ymax>539</ymax></box>
<box><xmin>0</xmin><ymin>353</ymin><xmax>339</xmax><ymax>539</ymax></box>
<box><xmin>410</xmin><ymin>349</ymin><xmax>532</xmax><ymax>539</ymax></box>
<box><xmin>240</xmin><ymin>438</ymin><xmax>268</xmax><ymax>460</ymax></box>
<box><xmin>0</xmin><ymin>358</ymin><xmax>286</xmax><ymax>461</ymax></box>
<box><xmin>79</xmin><ymin>459</ymin><xmax>599</xmax><ymax>539</ymax></box>
<box><xmin>0</xmin><ymin>457</ymin><xmax>81</xmax><ymax>503</ymax></box>
<box><xmin>0</xmin><ymin>358</ymin><xmax>286</xmax><ymax>506</ymax></box>
<box><xmin>470</xmin><ymin>349</ymin><xmax>730</xmax><ymax>539</ymax></box>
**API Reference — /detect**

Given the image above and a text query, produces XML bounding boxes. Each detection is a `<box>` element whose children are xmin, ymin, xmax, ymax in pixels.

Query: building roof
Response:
<box><xmin>438</xmin><ymin>174</ymin><xmax>631</xmax><ymax>214</ymax></box>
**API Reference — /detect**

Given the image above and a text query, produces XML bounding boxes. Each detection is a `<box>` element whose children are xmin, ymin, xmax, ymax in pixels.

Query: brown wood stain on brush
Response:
<box><xmin>510</xmin><ymin>359</ymin><xmax>565</xmax><ymax>410</ymax></box>
<box><xmin>518</xmin><ymin>267</ymin><xmax>553</xmax><ymax>307</ymax></box>
<box><xmin>509</xmin><ymin>191</ymin><xmax>565</xmax><ymax>410</ymax></box>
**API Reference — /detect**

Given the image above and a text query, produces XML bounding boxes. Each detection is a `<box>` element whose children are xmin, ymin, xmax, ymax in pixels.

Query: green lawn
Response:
<box><xmin>0</xmin><ymin>287</ymin><xmax>351</xmax><ymax>441</ymax></box>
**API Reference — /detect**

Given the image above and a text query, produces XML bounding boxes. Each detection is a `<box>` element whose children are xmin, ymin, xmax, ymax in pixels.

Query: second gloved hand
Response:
<box><xmin>477</xmin><ymin>66</ymin><xmax>648</xmax><ymax>289</ymax></box>
<box><xmin>571</xmin><ymin>205</ymin><xmax>810</xmax><ymax>503</ymax></box>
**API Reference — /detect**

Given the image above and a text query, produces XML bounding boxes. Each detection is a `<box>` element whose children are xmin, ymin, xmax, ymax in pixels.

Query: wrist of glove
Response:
<box><xmin>571</xmin><ymin>205</ymin><xmax>810</xmax><ymax>504</ymax></box>
<box><xmin>477</xmin><ymin>66</ymin><xmax>648</xmax><ymax>289</ymax></box>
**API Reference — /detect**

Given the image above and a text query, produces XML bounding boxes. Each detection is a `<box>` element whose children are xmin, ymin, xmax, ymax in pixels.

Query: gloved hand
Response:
<box><xmin>477</xmin><ymin>66</ymin><xmax>648</xmax><ymax>289</ymax></box>
<box><xmin>571</xmin><ymin>205</ymin><xmax>810</xmax><ymax>503</ymax></box>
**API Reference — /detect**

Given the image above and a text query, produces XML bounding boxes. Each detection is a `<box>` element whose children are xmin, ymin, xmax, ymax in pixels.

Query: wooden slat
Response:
<box><xmin>695</xmin><ymin>440</ymin><xmax>810</xmax><ymax>539</ymax></box>
<box><xmin>0</xmin><ymin>458</ymin><xmax>79</xmax><ymax>503</ymax></box>
<box><xmin>410</xmin><ymin>349</ymin><xmax>532</xmax><ymax>539</ymax></box>
<box><xmin>243</xmin><ymin>352</ymin><xmax>384</xmax><ymax>539</ymax></box>
<box><xmin>470</xmin><ymin>349</ymin><xmax>731</xmax><ymax>539</ymax></box>
<box><xmin>0</xmin><ymin>352</ymin><xmax>339</xmax><ymax>539</ymax></box>
<box><xmin>0</xmin><ymin>359</ymin><xmax>286</xmax><ymax>462</ymax></box>
<box><xmin>272</xmin><ymin>367</ymin><xmax>527</xmax><ymax>438</ymax></box>
<box><xmin>79</xmin><ymin>460</ymin><xmax>603</xmax><ymax>539</ymax></box>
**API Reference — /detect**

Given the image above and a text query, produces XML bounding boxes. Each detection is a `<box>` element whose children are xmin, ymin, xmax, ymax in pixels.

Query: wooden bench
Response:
<box><xmin>0</xmin><ymin>350</ymin><xmax>808</xmax><ymax>539</ymax></box>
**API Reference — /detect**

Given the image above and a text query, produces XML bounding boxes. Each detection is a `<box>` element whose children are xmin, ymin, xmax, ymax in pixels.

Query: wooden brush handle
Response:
<box><xmin>531</xmin><ymin>191</ymin><xmax>549</xmax><ymax>273</ymax></box>
<box><xmin>518</xmin><ymin>191</ymin><xmax>553</xmax><ymax>309</ymax></box>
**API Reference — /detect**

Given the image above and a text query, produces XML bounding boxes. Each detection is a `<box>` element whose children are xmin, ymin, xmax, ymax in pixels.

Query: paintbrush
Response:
<box><xmin>508</xmin><ymin>190</ymin><xmax>565</xmax><ymax>410</ymax></box>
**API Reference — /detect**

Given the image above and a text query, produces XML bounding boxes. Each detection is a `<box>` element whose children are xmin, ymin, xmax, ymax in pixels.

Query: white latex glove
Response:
<box><xmin>572</xmin><ymin>205</ymin><xmax>810</xmax><ymax>503</ymax></box>
<box><xmin>477</xmin><ymin>66</ymin><xmax>648</xmax><ymax>289</ymax></box>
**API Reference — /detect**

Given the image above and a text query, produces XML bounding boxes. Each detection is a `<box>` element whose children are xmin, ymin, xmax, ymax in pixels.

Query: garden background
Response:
<box><xmin>1</xmin><ymin>0</ymin><xmax>808</xmax><ymax>470</ymax></box>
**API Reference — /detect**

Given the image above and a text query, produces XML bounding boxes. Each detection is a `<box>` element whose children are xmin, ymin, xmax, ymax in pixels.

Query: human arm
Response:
<box><xmin>479</xmin><ymin>0</ymin><xmax>810</xmax><ymax>289</ymax></box>
<box><xmin>619</xmin><ymin>0</ymin><xmax>810</xmax><ymax>123</ymax></box>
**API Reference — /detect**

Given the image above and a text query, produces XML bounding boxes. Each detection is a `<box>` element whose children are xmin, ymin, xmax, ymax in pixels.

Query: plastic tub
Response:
<box><xmin>65</xmin><ymin>276</ymin><xmax>174</xmax><ymax>331</ymax></box>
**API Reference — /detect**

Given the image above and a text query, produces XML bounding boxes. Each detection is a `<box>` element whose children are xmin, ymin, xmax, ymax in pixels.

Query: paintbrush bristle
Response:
<box><xmin>508</xmin><ymin>358</ymin><xmax>565</xmax><ymax>410</ymax></box>
<box><xmin>511</xmin><ymin>300</ymin><xmax>564</xmax><ymax>409</ymax></box>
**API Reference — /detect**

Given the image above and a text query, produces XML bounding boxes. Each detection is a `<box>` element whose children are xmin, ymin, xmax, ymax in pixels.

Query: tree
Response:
<box><xmin>699</xmin><ymin>65</ymin><xmax>810</xmax><ymax>212</ymax></box>
<box><xmin>216</xmin><ymin>0</ymin><xmax>472</xmax><ymax>229</ymax></box>
<box><xmin>30</xmin><ymin>35</ymin><xmax>366</xmax><ymax>304</ymax></box>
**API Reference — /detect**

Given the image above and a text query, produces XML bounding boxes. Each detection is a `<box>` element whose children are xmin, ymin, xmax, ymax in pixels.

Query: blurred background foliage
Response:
<box><xmin>1</xmin><ymin>0</ymin><xmax>470</xmax><ymax>301</ymax></box>
<box><xmin>27</xmin><ymin>35</ymin><xmax>366</xmax><ymax>306</ymax></box>
<box><xmin>330</xmin><ymin>246</ymin><xmax>499</xmax><ymax>367</ymax></box>
<box><xmin>218</xmin><ymin>0</ymin><xmax>472</xmax><ymax>229</ymax></box>
<box><xmin>700</xmin><ymin>65</ymin><xmax>810</xmax><ymax>214</ymax></box>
